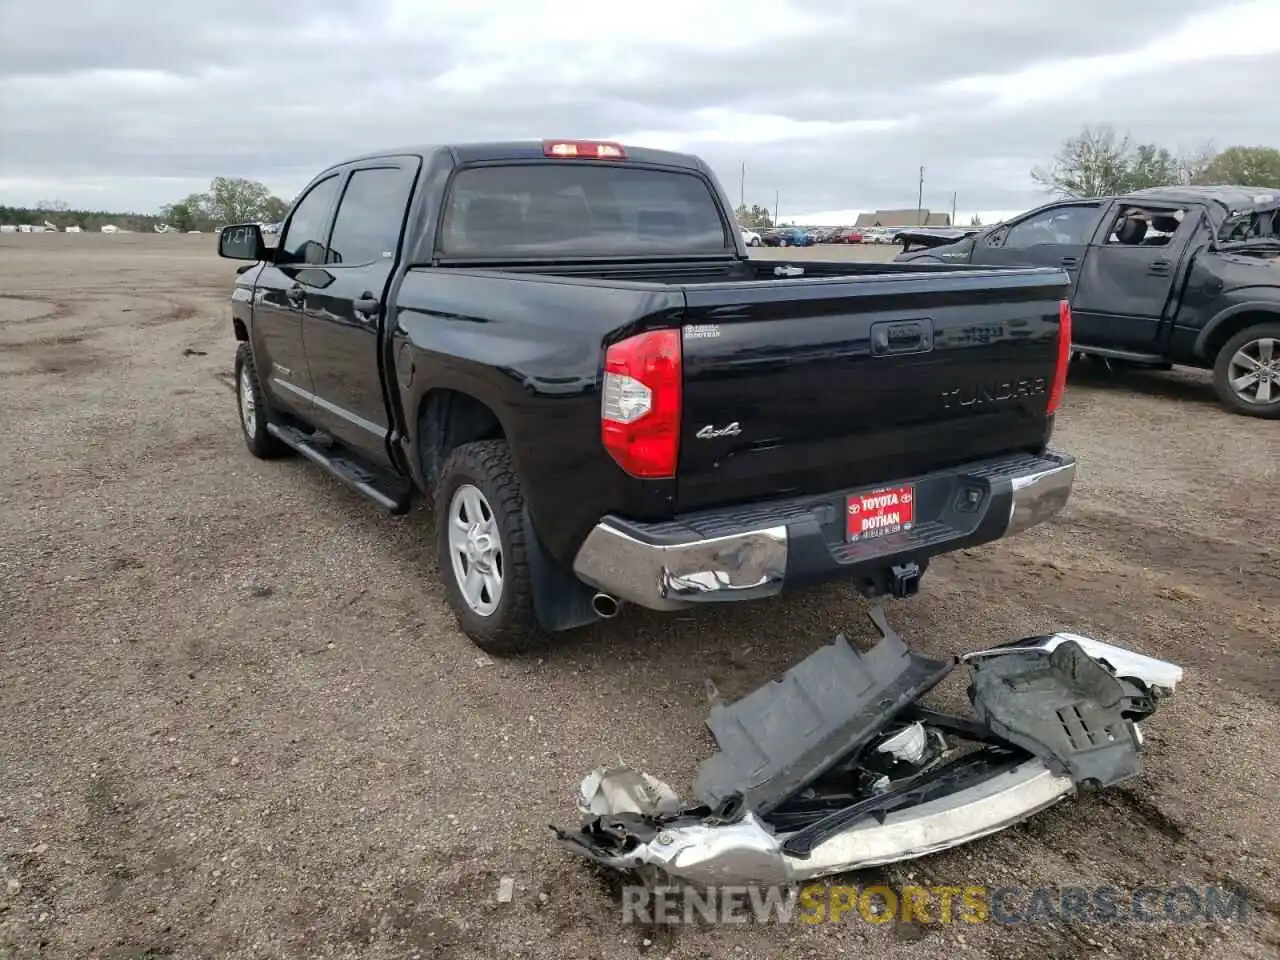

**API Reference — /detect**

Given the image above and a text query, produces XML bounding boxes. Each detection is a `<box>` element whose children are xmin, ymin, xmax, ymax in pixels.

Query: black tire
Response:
<box><xmin>234</xmin><ymin>343</ymin><xmax>289</xmax><ymax>459</ymax></box>
<box><xmin>434</xmin><ymin>439</ymin><xmax>544</xmax><ymax>656</ymax></box>
<box><xmin>1211</xmin><ymin>322</ymin><xmax>1280</xmax><ymax>419</ymax></box>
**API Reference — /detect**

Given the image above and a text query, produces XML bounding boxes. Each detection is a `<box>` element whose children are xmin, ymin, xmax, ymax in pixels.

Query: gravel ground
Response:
<box><xmin>1</xmin><ymin>233</ymin><xmax>1277</xmax><ymax>959</ymax></box>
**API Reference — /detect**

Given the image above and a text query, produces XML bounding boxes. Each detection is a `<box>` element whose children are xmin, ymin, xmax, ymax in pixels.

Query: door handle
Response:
<box><xmin>353</xmin><ymin>293</ymin><xmax>380</xmax><ymax>316</ymax></box>
<box><xmin>285</xmin><ymin>284</ymin><xmax>305</xmax><ymax>307</ymax></box>
<box><xmin>1148</xmin><ymin>260</ymin><xmax>1172</xmax><ymax>276</ymax></box>
<box><xmin>1060</xmin><ymin>256</ymin><xmax>1078</xmax><ymax>267</ymax></box>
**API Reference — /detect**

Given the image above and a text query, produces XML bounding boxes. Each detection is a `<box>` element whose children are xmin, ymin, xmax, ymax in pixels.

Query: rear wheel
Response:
<box><xmin>234</xmin><ymin>343</ymin><xmax>288</xmax><ymax>459</ymax></box>
<box><xmin>1212</xmin><ymin>323</ymin><xmax>1280</xmax><ymax>419</ymax></box>
<box><xmin>434</xmin><ymin>439</ymin><xmax>544</xmax><ymax>655</ymax></box>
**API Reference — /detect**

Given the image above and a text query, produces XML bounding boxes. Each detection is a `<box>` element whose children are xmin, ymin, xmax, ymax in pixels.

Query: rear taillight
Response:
<box><xmin>1047</xmin><ymin>299</ymin><xmax>1071</xmax><ymax>416</ymax></box>
<box><xmin>601</xmin><ymin>330</ymin><xmax>682</xmax><ymax>479</ymax></box>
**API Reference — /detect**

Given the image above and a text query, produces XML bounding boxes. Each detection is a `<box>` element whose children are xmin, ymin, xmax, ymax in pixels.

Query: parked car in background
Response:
<box><xmin>765</xmin><ymin>227</ymin><xmax>815</xmax><ymax>247</ymax></box>
<box><xmin>741</xmin><ymin>228</ymin><xmax>762</xmax><ymax>247</ymax></box>
<box><xmin>829</xmin><ymin>228</ymin><xmax>863</xmax><ymax>244</ymax></box>
<box><xmin>895</xmin><ymin>185</ymin><xmax>1280</xmax><ymax>418</ymax></box>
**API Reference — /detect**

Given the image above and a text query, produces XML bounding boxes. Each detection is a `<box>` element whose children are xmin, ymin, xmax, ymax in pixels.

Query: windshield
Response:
<box><xmin>438</xmin><ymin>163</ymin><xmax>731</xmax><ymax>258</ymax></box>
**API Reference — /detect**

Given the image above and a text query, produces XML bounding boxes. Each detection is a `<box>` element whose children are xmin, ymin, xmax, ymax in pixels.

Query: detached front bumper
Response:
<box><xmin>572</xmin><ymin>450</ymin><xmax>1075</xmax><ymax>611</ymax></box>
<box><xmin>552</xmin><ymin>611</ymin><xmax>1183</xmax><ymax>888</ymax></box>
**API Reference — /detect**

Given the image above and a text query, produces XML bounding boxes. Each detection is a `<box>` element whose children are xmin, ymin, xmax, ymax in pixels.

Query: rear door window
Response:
<box><xmin>326</xmin><ymin>165</ymin><xmax>418</xmax><ymax>266</ymax></box>
<box><xmin>439</xmin><ymin>163</ymin><xmax>730</xmax><ymax>257</ymax></box>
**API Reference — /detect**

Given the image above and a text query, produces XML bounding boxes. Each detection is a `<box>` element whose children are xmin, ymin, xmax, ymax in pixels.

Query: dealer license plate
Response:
<box><xmin>846</xmin><ymin>484</ymin><xmax>915</xmax><ymax>542</ymax></box>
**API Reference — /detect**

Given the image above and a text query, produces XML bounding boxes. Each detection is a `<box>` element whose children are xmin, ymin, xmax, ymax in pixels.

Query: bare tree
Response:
<box><xmin>1178</xmin><ymin>140</ymin><xmax>1217</xmax><ymax>185</ymax></box>
<box><xmin>1031</xmin><ymin>126</ymin><xmax>1140</xmax><ymax>198</ymax></box>
<box><xmin>1031</xmin><ymin>125</ymin><xmax>1215</xmax><ymax>198</ymax></box>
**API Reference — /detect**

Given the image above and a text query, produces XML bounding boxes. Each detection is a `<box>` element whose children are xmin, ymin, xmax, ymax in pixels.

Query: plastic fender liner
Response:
<box><xmin>693</xmin><ymin>607</ymin><xmax>953</xmax><ymax>816</ymax></box>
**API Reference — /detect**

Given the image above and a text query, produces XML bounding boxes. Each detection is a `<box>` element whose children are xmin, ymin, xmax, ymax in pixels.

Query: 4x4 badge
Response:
<box><xmin>696</xmin><ymin>422</ymin><xmax>742</xmax><ymax>440</ymax></box>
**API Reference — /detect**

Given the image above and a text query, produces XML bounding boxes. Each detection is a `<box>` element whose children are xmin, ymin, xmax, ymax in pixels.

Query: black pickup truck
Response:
<box><xmin>897</xmin><ymin>185</ymin><xmax>1280</xmax><ymax>418</ymax></box>
<box><xmin>218</xmin><ymin>139</ymin><xmax>1076</xmax><ymax>654</ymax></box>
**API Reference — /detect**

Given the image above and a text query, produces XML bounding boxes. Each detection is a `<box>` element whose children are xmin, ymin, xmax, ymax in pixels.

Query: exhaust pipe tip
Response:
<box><xmin>591</xmin><ymin>593</ymin><xmax>621</xmax><ymax>619</ymax></box>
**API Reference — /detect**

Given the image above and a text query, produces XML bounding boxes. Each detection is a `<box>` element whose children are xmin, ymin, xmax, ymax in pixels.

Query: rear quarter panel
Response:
<box><xmin>392</xmin><ymin>268</ymin><xmax>685</xmax><ymax>563</ymax></box>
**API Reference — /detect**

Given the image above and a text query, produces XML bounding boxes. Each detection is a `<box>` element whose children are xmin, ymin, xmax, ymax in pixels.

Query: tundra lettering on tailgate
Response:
<box><xmin>940</xmin><ymin>376</ymin><xmax>1047</xmax><ymax>411</ymax></box>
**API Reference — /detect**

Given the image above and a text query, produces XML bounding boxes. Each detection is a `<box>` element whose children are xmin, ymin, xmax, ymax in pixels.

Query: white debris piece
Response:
<box><xmin>578</xmin><ymin>767</ymin><xmax>682</xmax><ymax>818</ymax></box>
<box><xmin>497</xmin><ymin>877</ymin><xmax>515</xmax><ymax>903</ymax></box>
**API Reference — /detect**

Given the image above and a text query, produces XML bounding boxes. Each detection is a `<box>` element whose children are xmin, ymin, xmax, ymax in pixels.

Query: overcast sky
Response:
<box><xmin>1</xmin><ymin>0</ymin><xmax>1278</xmax><ymax>224</ymax></box>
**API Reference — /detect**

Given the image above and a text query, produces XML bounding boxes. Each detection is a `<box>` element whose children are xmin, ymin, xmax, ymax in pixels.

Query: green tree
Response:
<box><xmin>0</xmin><ymin>203</ymin><xmax>163</xmax><ymax>232</ymax></box>
<box><xmin>1126</xmin><ymin>143</ymin><xmax>1182</xmax><ymax>191</ymax></box>
<box><xmin>161</xmin><ymin>192</ymin><xmax>209</xmax><ymax>232</ymax></box>
<box><xmin>261</xmin><ymin>195</ymin><xmax>289</xmax><ymax>222</ymax></box>
<box><xmin>969</xmin><ymin>214</ymin><xmax>983</xmax><ymax>226</ymax></box>
<box><xmin>158</xmin><ymin>177</ymin><xmax>289</xmax><ymax>229</ymax></box>
<box><xmin>1196</xmin><ymin>146</ymin><xmax>1280</xmax><ymax>188</ymax></box>
<box><xmin>198</xmin><ymin>176</ymin><xmax>288</xmax><ymax>225</ymax></box>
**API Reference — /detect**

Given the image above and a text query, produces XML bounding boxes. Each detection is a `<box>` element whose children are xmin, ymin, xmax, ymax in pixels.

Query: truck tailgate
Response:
<box><xmin>675</xmin><ymin>268</ymin><xmax>1069</xmax><ymax>511</ymax></box>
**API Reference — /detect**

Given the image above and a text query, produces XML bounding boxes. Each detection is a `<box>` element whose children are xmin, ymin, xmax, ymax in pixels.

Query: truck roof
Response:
<box><xmin>1120</xmin><ymin>184</ymin><xmax>1280</xmax><ymax>215</ymax></box>
<box><xmin>327</xmin><ymin>141</ymin><xmax>710</xmax><ymax>174</ymax></box>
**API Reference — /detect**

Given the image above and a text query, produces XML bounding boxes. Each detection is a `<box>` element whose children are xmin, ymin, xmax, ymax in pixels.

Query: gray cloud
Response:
<box><xmin>0</xmin><ymin>0</ymin><xmax>1274</xmax><ymax>216</ymax></box>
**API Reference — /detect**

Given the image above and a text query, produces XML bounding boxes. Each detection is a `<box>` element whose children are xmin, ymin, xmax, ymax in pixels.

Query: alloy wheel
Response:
<box><xmin>447</xmin><ymin>483</ymin><xmax>504</xmax><ymax>616</ymax></box>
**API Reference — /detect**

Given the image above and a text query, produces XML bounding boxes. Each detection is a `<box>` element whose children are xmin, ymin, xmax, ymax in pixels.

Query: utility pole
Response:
<box><xmin>917</xmin><ymin>166</ymin><xmax>925</xmax><ymax>225</ymax></box>
<box><xmin>739</xmin><ymin>161</ymin><xmax>745</xmax><ymax>211</ymax></box>
<box><xmin>951</xmin><ymin>191</ymin><xmax>957</xmax><ymax>227</ymax></box>
<box><xmin>774</xmin><ymin>190</ymin><xmax>780</xmax><ymax>227</ymax></box>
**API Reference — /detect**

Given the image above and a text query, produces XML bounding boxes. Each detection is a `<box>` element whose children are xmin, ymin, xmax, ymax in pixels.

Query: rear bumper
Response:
<box><xmin>572</xmin><ymin>450</ymin><xmax>1075</xmax><ymax>611</ymax></box>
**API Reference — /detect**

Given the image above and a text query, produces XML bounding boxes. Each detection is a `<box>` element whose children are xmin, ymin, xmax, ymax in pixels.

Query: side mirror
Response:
<box><xmin>218</xmin><ymin>223</ymin><xmax>268</xmax><ymax>261</ymax></box>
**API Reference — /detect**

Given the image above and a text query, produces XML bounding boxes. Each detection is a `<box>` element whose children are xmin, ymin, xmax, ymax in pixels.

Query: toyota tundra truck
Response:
<box><xmin>217</xmin><ymin>139</ymin><xmax>1076</xmax><ymax>655</ymax></box>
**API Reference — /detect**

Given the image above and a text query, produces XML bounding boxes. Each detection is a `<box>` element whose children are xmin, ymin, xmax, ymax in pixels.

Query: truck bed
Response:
<box><xmin>395</xmin><ymin>259</ymin><xmax>1069</xmax><ymax>555</ymax></box>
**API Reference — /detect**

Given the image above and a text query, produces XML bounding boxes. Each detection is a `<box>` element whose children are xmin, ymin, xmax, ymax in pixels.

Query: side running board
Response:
<box><xmin>266</xmin><ymin>423</ymin><xmax>411</xmax><ymax>514</ymax></box>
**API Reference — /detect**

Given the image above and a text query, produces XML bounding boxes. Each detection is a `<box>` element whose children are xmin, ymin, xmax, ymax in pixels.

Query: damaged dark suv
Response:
<box><xmin>897</xmin><ymin>185</ymin><xmax>1280</xmax><ymax>419</ymax></box>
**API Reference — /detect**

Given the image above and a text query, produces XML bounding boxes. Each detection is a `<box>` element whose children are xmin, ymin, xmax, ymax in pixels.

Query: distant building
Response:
<box><xmin>854</xmin><ymin>209</ymin><xmax>952</xmax><ymax>228</ymax></box>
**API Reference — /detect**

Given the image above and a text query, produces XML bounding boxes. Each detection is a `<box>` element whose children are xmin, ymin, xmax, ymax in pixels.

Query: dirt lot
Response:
<box><xmin>1</xmin><ymin>233</ymin><xmax>1277</xmax><ymax>960</ymax></box>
